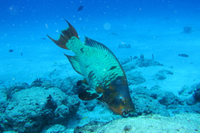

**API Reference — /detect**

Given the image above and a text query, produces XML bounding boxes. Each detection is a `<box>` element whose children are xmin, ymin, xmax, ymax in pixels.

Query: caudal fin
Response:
<box><xmin>47</xmin><ymin>20</ymin><xmax>79</xmax><ymax>49</ymax></box>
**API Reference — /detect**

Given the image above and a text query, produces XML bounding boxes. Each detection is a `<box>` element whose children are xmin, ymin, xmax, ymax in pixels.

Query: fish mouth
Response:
<box><xmin>122</xmin><ymin>109</ymin><xmax>131</xmax><ymax>117</ymax></box>
<box><xmin>122</xmin><ymin>109</ymin><xmax>136</xmax><ymax>117</ymax></box>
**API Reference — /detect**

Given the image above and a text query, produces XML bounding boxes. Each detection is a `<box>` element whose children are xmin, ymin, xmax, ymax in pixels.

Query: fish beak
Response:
<box><xmin>122</xmin><ymin>109</ymin><xmax>137</xmax><ymax>117</ymax></box>
<box><xmin>122</xmin><ymin>109</ymin><xmax>130</xmax><ymax>117</ymax></box>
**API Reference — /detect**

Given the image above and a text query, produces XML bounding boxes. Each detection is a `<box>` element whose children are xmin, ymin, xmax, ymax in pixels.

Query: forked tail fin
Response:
<box><xmin>47</xmin><ymin>20</ymin><xmax>79</xmax><ymax>49</ymax></box>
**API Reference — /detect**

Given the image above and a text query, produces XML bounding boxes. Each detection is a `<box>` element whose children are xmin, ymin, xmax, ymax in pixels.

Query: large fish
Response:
<box><xmin>47</xmin><ymin>20</ymin><xmax>135</xmax><ymax>117</ymax></box>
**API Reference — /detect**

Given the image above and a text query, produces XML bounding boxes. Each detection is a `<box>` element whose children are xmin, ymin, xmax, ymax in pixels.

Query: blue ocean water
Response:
<box><xmin>0</xmin><ymin>0</ymin><xmax>200</xmax><ymax>132</ymax></box>
<box><xmin>1</xmin><ymin>0</ymin><xmax>199</xmax><ymax>50</ymax></box>
<box><xmin>0</xmin><ymin>0</ymin><xmax>199</xmax><ymax>85</ymax></box>
<box><xmin>0</xmin><ymin>0</ymin><xmax>199</xmax><ymax>54</ymax></box>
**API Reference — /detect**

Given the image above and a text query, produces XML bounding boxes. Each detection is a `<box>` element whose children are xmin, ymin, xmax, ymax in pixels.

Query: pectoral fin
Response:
<box><xmin>64</xmin><ymin>53</ymin><xmax>83</xmax><ymax>75</ymax></box>
<box><xmin>78</xmin><ymin>88</ymin><xmax>101</xmax><ymax>101</ymax></box>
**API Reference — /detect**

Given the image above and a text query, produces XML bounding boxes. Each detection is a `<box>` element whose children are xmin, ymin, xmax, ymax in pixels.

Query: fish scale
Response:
<box><xmin>67</xmin><ymin>37</ymin><xmax>123</xmax><ymax>89</ymax></box>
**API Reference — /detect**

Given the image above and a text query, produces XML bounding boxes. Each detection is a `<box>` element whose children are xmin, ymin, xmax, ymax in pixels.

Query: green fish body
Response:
<box><xmin>48</xmin><ymin>20</ymin><xmax>135</xmax><ymax>117</ymax></box>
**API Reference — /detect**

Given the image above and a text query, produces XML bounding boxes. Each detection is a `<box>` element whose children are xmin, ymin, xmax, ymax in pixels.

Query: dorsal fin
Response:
<box><xmin>64</xmin><ymin>53</ymin><xmax>83</xmax><ymax>75</ymax></box>
<box><xmin>47</xmin><ymin>20</ymin><xmax>79</xmax><ymax>50</ymax></box>
<box><xmin>85</xmin><ymin>37</ymin><xmax>109</xmax><ymax>50</ymax></box>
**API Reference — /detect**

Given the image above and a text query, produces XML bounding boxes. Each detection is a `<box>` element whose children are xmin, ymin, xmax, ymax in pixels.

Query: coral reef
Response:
<box><xmin>0</xmin><ymin>77</ymin><xmax>200</xmax><ymax>132</ymax></box>
<box><xmin>0</xmin><ymin>55</ymin><xmax>199</xmax><ymax>132</ymax></box>
<box><xmin>131</xmin><ymin>85</ymin><xmax>200</xmax><ymax>116</ymax></box>
<box><xmin>0</xmin><ymin>86</ymin><xmax>80</xmax><ymax>133</ymax></box>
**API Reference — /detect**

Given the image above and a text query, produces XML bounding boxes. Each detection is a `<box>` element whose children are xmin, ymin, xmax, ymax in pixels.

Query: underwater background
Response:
<box><xmin>0</xmin><ymin>0</ymin><xmax>200</xmax><ymax>132</ymax></box>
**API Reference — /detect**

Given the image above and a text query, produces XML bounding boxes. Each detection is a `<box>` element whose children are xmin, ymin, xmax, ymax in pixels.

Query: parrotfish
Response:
<box><xmin>47</xmin><ymin>20</ymin><xmax>135</xmax><ymax>117</ymax></box>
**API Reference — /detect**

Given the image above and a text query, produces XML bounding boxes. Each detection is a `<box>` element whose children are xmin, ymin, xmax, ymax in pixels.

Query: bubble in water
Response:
<box><xmin>103</xmin><ymin>23</ymin><xmax>111</xmax><ymax>30</ymax></box>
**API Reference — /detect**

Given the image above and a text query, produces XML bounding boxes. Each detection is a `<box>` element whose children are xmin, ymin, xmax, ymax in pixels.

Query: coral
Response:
<box><xmin>194</xmin><ymin>83</ymin><xmax>200</xmax><ymax>102</ymax></box>
<box><xmin>179</xmin><ymin>83</ymin><xmax>200</xmax><ymax>104</ymax></box>
<box><xmin>127</xmin><ymin>71</ymin><xmax>146</xmax><ymax>85</ymax></box>
<box><xmin>2</xmin><ymin>87</ymin><xmax>13</xmax><ymax>101</ymax></box>
<box><xmin>31</xmin><ymin>78</ymin><xmax>43</xmax><ymax>87</ymax></box>
<box><xmin>155</xmin><ymin>69</ymin><xmax>173</xmax><ymax>80</ymax></box>
<box><xmin>2</xmin><ymin>87</ymin><xmax>80</xmax><ymax>132</ymax></box>
<box><xmin>31</xmin><ymin>78</ymin><xmax>53</xmax><ymax>88</ymax></box>
<box><xmin>1</xmin><ymin>83</ymin><xmax>29</xmax><ymax>101</ymax></box>
<box><xmin>122</xmin><ymin>55</ymin><xmax>163</xmax><ymax>72</ymax></box>
<box><xmin>140</xmin><ymin>54</ymin><xmax>144</xmax><ymax>60</ymax></box>
<box><xmin>178</xmin><ymin>85</ymin><xmax>194</xmax><ymax>96</ymax></box>
<box><xmin>59</xmin><ymin>77</ymin><xmax>77</xmax><ymax>95</ymax></box>
<box><xmin>0</xmin><ymin>90</ymin><xmax>7</xmax><ymax>113</ymax></box>
<box><xmin>158</xmin><ymin>92</ymin><xmax>181</xmax><ymax>106</ymax></box>
<box><xmin>131</xmin><ymin>86</ymin><xmax>169</xmax><ymax>116</ymax></box>
<box><xmin>45</xmin><ymin>95</ymin><xmax>57</xmax><ymax>110</ymax></box>
<box><xmin>193</xmin><ymin>88</ymin><xmax>200</xmax><ymax>102</ymax></box>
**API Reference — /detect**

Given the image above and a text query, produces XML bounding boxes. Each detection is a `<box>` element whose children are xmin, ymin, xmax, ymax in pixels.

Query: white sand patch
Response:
<box><xmin>95</xmin><ymin>113</ymin><xmax>200</xmax><ymax>133</ymax></box>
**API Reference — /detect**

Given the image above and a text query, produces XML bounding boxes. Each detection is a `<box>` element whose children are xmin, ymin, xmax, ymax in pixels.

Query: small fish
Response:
<box><xmin>82</xmin><ymin>116</ymin><xmax>88</xmax><ymax>120</ymax></box>
<box><xmin>178</xmin><ymin>54</ymin><xmax>189</xmax><ymax>57</ymax></box>
<box><xmin>77</xmin><ymin>6</ymin><xmax>84</xmax><ymax>12</ymax></box>
<box><xmin>41</xmin><ymin>38</ymin><xmax>46</xmax><ymax>40</ymax></box>
<box><xmin>9</xmin><ymin>49</ymin><xmax>14</xmax><ymax>52</ymax></box>
<box><xmin>21</xmin><ymin>53</ymin><xmax>23</xmax><ymax>56</ymax></box>
<box><xmin>47</xmin><ymin>20</ymin><xmax>135</xmax><ymax>117</ymax></box>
